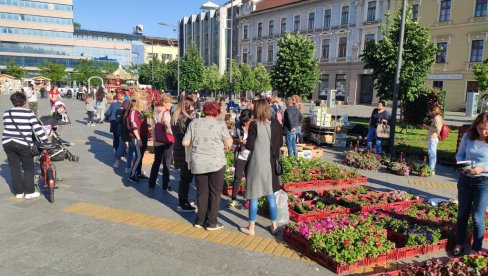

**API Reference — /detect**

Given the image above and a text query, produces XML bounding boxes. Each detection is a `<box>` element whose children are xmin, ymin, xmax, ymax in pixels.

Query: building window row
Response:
<box><xmin>439</xmin><ymin>0</ymin><xmax>451</xmax><ymax>22</ymax></box>
<box><xmin>341</xmin><ymin>6</ymin><xmax>349</xmax><ymax>25</ymax></box>
<box><xmin>476</xmin><ymin>0</ymin><xmax>488</xmax><ymax>17</ymax></box>
<box><xmin>0</xmin><ymin>55</ymin><xmax>80</xmax><ymax>68</ymax></box>
<box><xmin>432</xmin><ymin>40</ymin><xmax>484</xmax><ymax>63</ymax></box>
<box><xmin>367</xmin><ymin>1</ymin><xmax>376</xmax><ymax>21</ymax></box>
<box><xmin>0</xmin><ymin>27</ymin><xmax>72</xmax><ymax>38</ymax></box>
<box><xmin>74</xmin><ymin>34</ymin><xmax>131</xmax><ymax>43</ymax></box>
<box><xmin>0</xmin><ymin>0</ymin><xmax>72</xmax><ymax>11</ymax></box>
<box><xmin>308</xmin><ymin>12</ymin><xmax>315</xmax><ymax>30</ymax></box>
<box><xmin>0</xmin><ymin>12</ymin><xmax>72</xmax><ymax>25</ymax></box>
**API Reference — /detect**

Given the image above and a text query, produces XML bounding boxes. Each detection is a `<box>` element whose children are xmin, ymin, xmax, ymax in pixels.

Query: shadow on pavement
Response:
<box><xmin>0</xmin><ymin>163</ymin><xmax>14</xmax><ymax>194</ymax></box>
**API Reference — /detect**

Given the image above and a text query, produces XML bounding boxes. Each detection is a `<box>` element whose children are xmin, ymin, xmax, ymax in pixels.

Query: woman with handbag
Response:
<box><xmin>427</xmin><ymin>106</ymin><xmax>443</xmax><ymax>175</ymax></box>
<box><xmin>366</xmin><ymin>101</ymin><xmax>390</xmax><ymax>154</ymax></box>
<box><xmin>149</xmin><ymin>94</ymin><xmax>174</xmax><ymax>190</ymax></box>
<box><xmin>2</xmin><ymin>92</ymin><xmax>48</xmax><ymax>199</ymax></box>
<box><xmin>128</xmin><ymin>95</ymin><xmax>149</xmax><ymax>183</ymax></box>
<box><xmin>240</xmin><ymin>99</ymin><xmax>282</xmax><ymax>236</ymax></box>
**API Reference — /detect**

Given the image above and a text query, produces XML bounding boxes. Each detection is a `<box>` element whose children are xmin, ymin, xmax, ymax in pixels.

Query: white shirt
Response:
<box><xmin>24</xmin><ymin>87</ymin><xmax>37</xmax><ymax>103</ymax></box>
<box><xmin>237</xmin><ymin>132</ymin><xmax>250</xmax><ymax>161</ymax></box>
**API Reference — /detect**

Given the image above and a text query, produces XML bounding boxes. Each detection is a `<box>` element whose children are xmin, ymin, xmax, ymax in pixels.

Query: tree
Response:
<box><xmin>38</xmin><ymin>61</ymin><xmax>66</xmax><ymax>83</ymax></box>
<box><xmin>360</xmin><ymin>5</ymin><xmax>437</xmax><ymax>102</ymax></box>
<box><xmin>203</xmin><ymin>64</ymin><xmax>221</xmax><ymax>92</ymax></box>
<box><xmin>473</xmin><ymin>59</ymin><xmax>488</xmax><ymax>92</ymax></box>
<box><xmin>253</xmin><ymin>64</ymin><xmax>272</xmax><ymax>94</ymax></box>
<box><xmin>180</xmin><ymin>43</ymin><xmax>205</xmax><ymax>92</ymax></box>
<box><xmin>164</xmin><ymin>60</ymin><xmax>179</xmax><ymax>92</ymax></box>
<box><xmin>270</xmin><ymin>33</ymin><xmax>319</xmax><ymax>99</ymax></box>
<box><xmin>5</xmin><ymin>59</ymin><xmax>27</xmax><ymax>79</ymax></box>
<box><xmin>138</xmin><ymin>58</ymin><xmax>167</xmax><ymax>90</ymax></box>
<box><xmin>73</xmin><ymin>22</ymin><xmax>81</xmax><ymax>30</ymax></box>
<box><xmin>221</xmin><ymin>59</ymin><xmax>242</xmax><ymax>93</ymax></box>
<box><xmin>72</xmin><ymin>60</ymin><xmax>117</xmax><ymax>86</ymax></box>
<box><xmin>239</xmin><ymin>63</ymin><xmax>255</xmax><ymax>93</ymax></box>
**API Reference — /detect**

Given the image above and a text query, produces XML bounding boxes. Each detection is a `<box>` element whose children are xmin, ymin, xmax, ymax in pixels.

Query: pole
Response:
<box><xmin>229</xmin><ymin>0</ymin><xmax>233</xmax><ymax>101</ymax></box>
<box><xmin>389</xmin><ymin>0</ymin><xmax>407</xmax><ymax>157</ymax></box>
<box><xmin>151</xmin><ymin>41</ymin><xmax>155</xmax><ymax>89</ymax></box>
<box><xmin>177</xmin><ymin>23</ymin><xmax>180</xmax><ymax>99</ymax></box>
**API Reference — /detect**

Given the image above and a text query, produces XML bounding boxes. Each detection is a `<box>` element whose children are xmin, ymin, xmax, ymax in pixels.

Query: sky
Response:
<box><xmin>74</xmin><ymin>0</ymin><xmax>228</xmax><ymax>38</ymax></box>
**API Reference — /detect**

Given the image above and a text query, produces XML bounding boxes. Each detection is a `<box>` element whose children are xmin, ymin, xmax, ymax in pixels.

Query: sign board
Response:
<box><xmin>427</xmin><ymin>74</ymin><xmax>463</xmax><ymax>80</ymax></box>
<box><xmin>327</xmin><ymin>89</ymin><xmax>336</xmax><ymax>108</ymax></box>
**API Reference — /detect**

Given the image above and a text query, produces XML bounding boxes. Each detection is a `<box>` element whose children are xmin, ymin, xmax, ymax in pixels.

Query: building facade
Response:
<box><xmin>415</xmin><ymin>0</ymin><xmax>488</xmax><ymax>111</ymax></box>
<box><xmin>143</xmin><ymin>36</ymin><xmax>178</xmax><ymax>64</ymax></box>
<box><xmin>179</xmin><ymin>0</ymin><xmax>243</xmax><ymax>74</ymax></box>
<box><xmin>238</xmin><ymin>0</ymin><xmax>394</xmax><ymax>104</ymax></box>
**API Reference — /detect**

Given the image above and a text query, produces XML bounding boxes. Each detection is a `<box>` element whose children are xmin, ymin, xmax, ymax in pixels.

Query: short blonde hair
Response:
<box><xmin>271</xmin><ymin>95</ymin><xmax>279</xmax><ymax>104</ymax></box>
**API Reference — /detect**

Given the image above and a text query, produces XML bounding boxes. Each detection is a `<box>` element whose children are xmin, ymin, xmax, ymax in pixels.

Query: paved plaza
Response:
<box><xmin>0</xmin><ymin>95</ymin><xmax>466</xmax><ymax>275</ymax></box>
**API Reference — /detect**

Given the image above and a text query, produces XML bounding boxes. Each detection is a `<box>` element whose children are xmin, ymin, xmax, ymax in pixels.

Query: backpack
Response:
<box><xmin>438</xmin><ymin>124</ymin><xmax>450</xmax><ymax>141</ymax></box>
<box><xmin>115</xmin><ymin>109</ymin><xmax>125</xmax><ymax>124</ymax></box>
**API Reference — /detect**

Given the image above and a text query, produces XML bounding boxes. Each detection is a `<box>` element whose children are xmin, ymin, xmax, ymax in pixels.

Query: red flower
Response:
<box><xmin>344</xmin><ymin>240</ymin><xmax>351</xmax><ymax>246</ymax></box>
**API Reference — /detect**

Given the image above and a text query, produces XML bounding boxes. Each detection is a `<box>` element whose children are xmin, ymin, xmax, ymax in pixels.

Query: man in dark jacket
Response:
<box><xmin>283</xmin><ymin>97</ymin><xmax>300</xmax><ymax>158</ymax></box>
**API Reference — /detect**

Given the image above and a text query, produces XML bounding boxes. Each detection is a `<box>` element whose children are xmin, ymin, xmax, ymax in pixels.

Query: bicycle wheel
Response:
<box><xmin>47</xmin><ymin>167</ymin><xmax>55</xmax><ymax>203</ymax></box>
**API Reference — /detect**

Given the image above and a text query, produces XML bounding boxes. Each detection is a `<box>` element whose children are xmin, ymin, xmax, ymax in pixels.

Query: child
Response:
<box><xmin>57</xmin><ymin>105</ymin><xmax>69</xmax><ymax>123</ymax></box>
<box><xmin>85</xmin><ymin>93</ymin><xmax>96</xmax><ymax>126</ymax></box>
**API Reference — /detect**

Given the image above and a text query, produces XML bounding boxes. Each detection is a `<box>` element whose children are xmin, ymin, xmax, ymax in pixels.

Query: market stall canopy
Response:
<box><xmin>32</xmin><ymin>76</ymin><xmax>51</xmax><ymax>81</ymax></box>
<box><xmin>0</xmin><ymin>73</ymin><xmax>16</xmax><ymax>80</ymax></box>
<box><xmin>106</xmin><ymin>65</ymin><xmax>138</xmax><ymax>81</ymax></box>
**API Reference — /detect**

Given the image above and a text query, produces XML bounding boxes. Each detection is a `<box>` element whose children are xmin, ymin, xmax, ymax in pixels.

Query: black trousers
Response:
<box><xmin>149</xmin><ymin>144</ymin><xmax>173</xmax><ymax>188</ymax></box>
<box><xmin>195</xmin><ymin>166</ymin><xmax>225</xmax><ymax>225</ymax></box>
<box><xmin>110</xmin><ymin>120</ymin><xmax>119</xmax><ymax>151</ymax></box>
<box><xmin>232</xmin><ymin>158</ymin><xmax>247</xmax><ymax>200</ymax></box>
<box><xmin>178</xmin><ymin>163</ymin><xmax>193</xmax><ymax>205</ymax></box>
<box><xmin>131</xmin><ymin>136</ymin><xmax>148</xmax><ymax>177</ymax></box>
<box><xmin>3</xmin><ymin>142</ymin><xmax>35</xmax><ymax>194</ymax></box>
<box><xmin>87</xmin><ymin>111</ymin><xmax>95</xmax><ymax>124</ymax></box>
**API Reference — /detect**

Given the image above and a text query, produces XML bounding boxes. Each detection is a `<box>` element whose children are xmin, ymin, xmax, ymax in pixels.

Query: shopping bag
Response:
<box><xmin>275</xmin><ymin>190</ymin><xmax>289</xmax><ymax>224</ymax></box>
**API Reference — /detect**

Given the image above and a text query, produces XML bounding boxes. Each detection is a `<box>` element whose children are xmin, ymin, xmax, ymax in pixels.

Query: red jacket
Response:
<box><xmin>128</xmin><ymin>109</ymin><xmax>148</xmax><ymax>138</ymax></box>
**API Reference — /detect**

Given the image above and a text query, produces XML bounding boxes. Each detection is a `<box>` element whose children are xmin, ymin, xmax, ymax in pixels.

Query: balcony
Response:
<box><xmin>466</xmin><ymin>61</ymin><xmax>482</xmax><ymax>70</ymax></box>
<box><xmin>334</xmin><ymin>57</ymin><xmax>352</xmax><ymax>63</ymax></box>
<box><xmin>363</xmin><ymin>19</ymin><xmax>380</xmax><ymax>25</ymax></box>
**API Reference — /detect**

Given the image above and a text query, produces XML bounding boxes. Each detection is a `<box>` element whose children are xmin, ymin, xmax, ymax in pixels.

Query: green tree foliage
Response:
<box><xmin>402</xmin><ymin>88</ymin><xmax>446</xmax><ymax>125</ymax></box>
<box><xmin>138</xmin><ymin>58</ymin><xmax>168</xmax><ymax>90</ymax></box>
<box><xmin>203</xmin><ymin>64</ymin><xmax>221</xmax><ymax>92</ymax></box>
<box><xmin>239</xmin><ymin>63</ymin><xmax>255</xmax><ymax>93</ymax></box>
<box><xmin>5</xmin><ymin>59</ymin><xmax>27</xmax><ymax>79</ymax></box>
<box><xmin>473</xmin><ymin>59</ymin><xmax>488</xmax><ymax>92</ymax></box>
<box><xmin>270</xmin><ymin>33</ymin><xmax>319</xmax><ymax>99</ymax></box>
<box><xmin>180</xmin><ymin>43</ymin><xmax>205</xmax><ymax>92</ymax></box>
<box><xmin>38</xmin><ymin>61</ymin><xmax>66</xmax><ymax>83</ymax></box>
<box><xmin>72</xmin><ymin>60</ymin><xmax>117</xmax><ymax>86</ymax></box>
<box><xmin>73</xmin><ymin>22</ymin><xmax>81</xmax><ymax>30</ymax></box>
<box><xmin>360</xmin><ymin>5</ymin><xmax>437</xmax><ymax>102</ymax></box>
<box><xmin>253</xmin><ymin>63</ymin><xmax>272</xmax><ymax>94</ymax></box>
<box><xmin>164</xmin><ymin>60</ymin><xmax>179</xmax><ymax>92</ymax></box>
<box><xmin>221</xmin><ymin>59</ymin><xmax>242</xmax><ymax>93</ymax></box>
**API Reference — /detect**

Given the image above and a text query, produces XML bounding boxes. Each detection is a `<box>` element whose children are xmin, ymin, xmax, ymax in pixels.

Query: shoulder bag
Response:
<box><xmin>154</xmin><ymin>111</ymin><xmax>174</xmax><ymax>145</ymax></box>
<box><xmin>376</xmin><ymin>121</ymin><xmax>390</xmax><ymax>139</ymax></box>
<box><xmin>8</xmin><ymin>111</ymin><xmax>40</xmax><ymax>156</ymax></box>
<box><xmin>265</xmin><ymin>124</ymin><xmax>283</xmax><ymax>176</ymax></box>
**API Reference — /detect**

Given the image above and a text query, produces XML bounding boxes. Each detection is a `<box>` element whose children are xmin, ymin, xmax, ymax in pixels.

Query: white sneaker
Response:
<box><xmin>15</xmin><ymin>194</ymin><xmax>24</xmax><ymax>199</ymax></box>
<box><xmin>25</xmin><ymin>191</ymin><xmax>41</xmax><ymax>199</ymax></box>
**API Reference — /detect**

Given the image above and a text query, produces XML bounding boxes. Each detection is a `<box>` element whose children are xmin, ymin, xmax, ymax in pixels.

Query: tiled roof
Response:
<box><xmin>254</xmin><ymin>0</ymin><xmax>303</xmax><ymax>12</ymax></box>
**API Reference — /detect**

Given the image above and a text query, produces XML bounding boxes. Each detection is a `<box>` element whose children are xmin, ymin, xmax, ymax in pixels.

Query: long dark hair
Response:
<box><xmin>467</xmin><ymin>112</ymin><xmax>488</xmax><ymax>142</ymax></box>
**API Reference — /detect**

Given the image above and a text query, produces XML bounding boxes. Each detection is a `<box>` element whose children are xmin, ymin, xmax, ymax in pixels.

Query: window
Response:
<box><xmin>267</xmin><ymin>45</ymin><xmax>273</xmax><ymax>62</ymax></box>
<box><xmin>335</xmin><ymin>74</ymin><xmax>346</xmax><ymax>99</ymax></box>
<box><xmin>412</xmin><ymin>4</ymin><xmax>419</xmax><ymax>21</ymax></box>
<box><xmin>470</xmin><ymin>40</ymin><xmax>484</xmax><ymax>62</ymax></box>
<box><xmin>294</xmin><ymin>15</ymin><xmax>300</xmax><ymax>32</ymax></box>
<box><xmin>147</xmin><ymin>53</ymin><xmax>158</xmax><ymax>60</ymax></box>
<box><xmin>243</xmin><ymin>25</ymin><xmax>248</xmax><ymax>39</ymax></box>
<box><xmin>341</xmin><ymin>6</ymin><xmax>349</xmax><ymax>25</ymax></box>
<box><xmin>367</xmin><ymin>1</ymin><xmax>376</xmax><ymax>21</ymax></box>
<box><xmin>268</xmin><ymin>20</ymin><xmax>274</xmax><ymax>36</ymax></box>
<box><xmin>258</xmin><ymin>22</ymin><xmax>262</xmax><ymax>38</ymax></box>
<box><xmin>467</xmin><ymin>81</ymin><xmax>479</xmax><ymax>93</ymax></box>
<box><xmin>439</xmin><ymin>0</ymin><xmax>451</xmax><ymax>22</ymax></box>
<box><xmin>281</xmin><ymin>18</ymin><xmax>286</xmax><ymax>34</ymax></box>
<box><xmin>475</xmin><ymin>0</ymin><xmax>487</xmax><ymax>17</ymax></box>
<box><xmin>308</xmin><ymin>12</ymin><xmax>315</xmax><ymax>29</ymax></box>
<box><xmin>319</xmin><ymin>74</ymin><xmax>329</xmax><ymax>99</ymax></box>
<box><xmin>365</xmin><ymin>34</ymin><xmax>375</xmax><ymax>45</ymax></box>
<box><xmin>436</xmin><ymin>42</ymin><xmax>447</xmax><ymax>63</ymax></box>
<box><xmin>257</xmin><ymin>46</ymin><xmax>262</xmax><ymax>63</ymax></box>
<box><xmin>242</xmin><ymin>49</ymin><xmax>248</xmax><ymax>64</ymax></box>
<box><xmin>433</xmin><ymin>81</ymin><xmax>443</xmax><ymax>90</ymax></box>
<box><xmin>321</xmin><ymin>39</ymin><xmax>330</xmax><ymax>58</ymax></box>
<box><xmin>323</xmin><ymin>9</ymin><xmax>331</xmax><ymax>27</ymax></box>
<box><xmin>338</xmin><ymin>37</ymin><xmax>347</xmax><ymax>58</ymax></box>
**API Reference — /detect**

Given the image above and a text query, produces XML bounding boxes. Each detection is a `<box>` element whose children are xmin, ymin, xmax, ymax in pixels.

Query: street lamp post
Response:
<box><xmin>159</xmin><ymin>22</ymin><xmax>180</xmax><ymax>98</ymax></box>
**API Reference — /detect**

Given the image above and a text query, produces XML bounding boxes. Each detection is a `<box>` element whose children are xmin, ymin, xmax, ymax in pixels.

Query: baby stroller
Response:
<box><xmin>52</xmin><ymin>100</ymin><xmax>71</xmax><ymax>125</ymax></box>
<box><xmin>39</xmin><ymin>116</ymin><xmax>79</xmax><ymax>162</ymax></box>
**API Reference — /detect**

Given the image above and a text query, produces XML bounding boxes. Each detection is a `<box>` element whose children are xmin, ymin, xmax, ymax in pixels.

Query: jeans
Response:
<box><xmin>125</xmin><ymin>141</ymin><xmax>134</xmax><ymax>170</ymax></box>
<box><xmin>366</xmin><ymin>127</ymin><xmax>382</xmax><ymax>153</ymax></box>
<box><xmin>427</xmin><ymin>137</ymin><xmax>439</xmax><ymax>171</ymax></box>
<box><xmin>3</xmin><ymin>142</ymin><xmax>35</xmax><ymax>195</ymax></box>
<box><xmin>87</xmin><ymin>111</ymin><xmax>95</xmax><ymax>124</ymax></box>
<box><xmin>232</xmin><ymin>158</ymin><xmax>247</xmax><ymax>200</ymax></box>
<box><xmin>178</xmin><ymin>163</ymin><xmax>193</xmax><ymax>205</ymax></box>
<box><xmin>285</xmin><ymin>128</ymin><xmax>298</xmax><ymax>159</ymax></box>
<box><xmin>296</xmin><ymin>127</ymin><xmax>303</xmax><ymax>144</ymax></box>
<box><xmin>130</xmin><ymin>136</ymin><xmax>148</xmax><ymax>177</ymax></box>
<box><xmin>110</xmin><ymin>121</ymin><xmax>120</xmax><ymax>151</ymax></box>
<box><xmin>149</xmin><ymin>144</ymin><xmax>173</xmax><ymax>189</ymax></box>
<box><xmin>456</xmin><ymin>174</ymin><xmax>488</xmax><ymax>251</ymax></box>
<box><xmin>195</xmin><ymin>166</ymin><xmax>225</xmax><ymax>225</ymax></box>
<box><xmin>249</xmin><ymin>194</ymin><xmax>278</xmax><ymax>222</ymax></box>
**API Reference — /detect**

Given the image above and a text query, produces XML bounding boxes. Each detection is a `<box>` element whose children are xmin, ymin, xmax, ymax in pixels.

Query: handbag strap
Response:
<box><xmin>8</xmin><ymin>110</ymin><xmax>34</xmax><ymax>146</ymax></box>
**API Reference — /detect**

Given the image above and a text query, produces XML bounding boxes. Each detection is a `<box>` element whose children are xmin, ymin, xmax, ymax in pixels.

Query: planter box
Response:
<box><xmin>423</xmin><ymin>239</ymin><xmax>448</xmax><ymax>254</ymax></box>
<box><xmin>395</xmin><ymin>245</ymin><xmax>424</xmax><ymax>260</ymax></box>
<box><xmin>288</xmin><ymin>205</ymin><xmax>349</xmax><ymax>222</ymax></box>
<box><xmin>370</xmin><ymin>271</ymin><xmax>402</xmax><ymax>276</ymax></box>
<box><xmin>222</xmin><ymin>186</ymin><xmax>245</xmax><ymax>196</ymax></box>
<box><xmin>283</xmin><ymin>176</ymin><xmax>368</xmax><ymax>191</ymax></box>
<box><xmin>283</xmin><ymin>228</ymin><xmax>310</xmax><ymax>255</ymax></box>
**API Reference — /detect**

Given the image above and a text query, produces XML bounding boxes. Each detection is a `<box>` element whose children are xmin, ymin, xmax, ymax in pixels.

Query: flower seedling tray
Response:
<box><xmin>222</xmin><ymin>186</ymin><xmax>245</xmax><ymax>196</ymax></box>
<box><xmin>394</xmin><ymin>245</ymin><xmax>424</xmax><ymax>260</ymax></box>
<box><xmin>422</xmin><ymin>239</ymin><xmax>448</xmax><ymax>254</ymax></box>
<box><xmin>283</xmin><ymin>176</ymin><xmax>368</xmax><ymax>191</ymax></box>
<box><xmin>288</xmin><ymin>204</ymin><xmax>349</xmax><ymax>222</ymax></box>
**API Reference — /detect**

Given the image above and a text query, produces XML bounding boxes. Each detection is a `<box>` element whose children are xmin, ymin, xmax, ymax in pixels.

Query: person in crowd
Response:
<box><xmin>453</xmin><ymin>112</ymin><xmax>488</xmax><ymax>256</ymax></box>
<box><xmin>218</xmin><ymin>96</ymin><xmax>227</xmax><ymax>121</ymax></box>
<box><xmin>427</xmin><ymin>106</ymin><xmax>443</xmax><ymax>175</ymax></box>
<box><xmin>149</xmin><ymin>94</ymin><xmax>174</xmax><ymax>190</ymax></box>
<box><xmin>229</xmin><ymin>109</ymin><xmax>253</xmax><ymax>208</ymax></box>
<box><xmin>240</xmin><ymin>99</ymin><xmax>282</xmax><ymax>236</ymax></box>
<box><xmin>105</xmin><ymin>93</ymin><xmax>124</xmax><ymax>153</ymax></box>
<box><xmin>84</xmin><ymin>93</ymin><xmax>96</xmax><ymax>126</ymax></box>
<box><xmin>283</xmin><ymin>97</ymin><xmax>300</xmax><ymax>159</ymax></box>
<box><xmin>2</xmin><ymin>92</ymin><xmax>48</xmax><ymax>199</ymax></box>
<box><xmin>183</xmin><ymin>102</ymin><xmax>233</xmax><ymax>230</ymax></box>
<box><xmin>40</xmin><ymin>85</ymin><xmax>46</xmax><ymax>99</ymax></box>
<box><xmin>49</xmin><ymin>86</ymin><xmax>61</xmax><ymax>108</ymax></box>
<box><xmin>172</xmin><ymin>96</ymin><xmax>197</xmax><ymax>212</ymax></box>
<box><xmin>76</xmin><ymin>85</ymin><xmax>84</xmax><ymax>100</ymax></box>
<box><xmin>114</xmin><ymin>100</ymin><xmax>134</xmax><ymax>172</ymax></box>
<box><xmin>238</xmin><ymin>98</ymin><xmax>249</xmax><ymax>113</ymax></box>
<box><xmin>95</xmin><ymin>87</ymin><xmax>107</xmax><ymax>124</ymax></box>
<box><xmin>24</xmin><ymin>84</ymin><xmax>38</xmax><ymax>117</ymax></box>
<box><xmin>270</xmin><ymin>96</ymin><xmax>283</xmax><ymax>125</ymax></box>
<box><xmin>128</xmin><ymin>95</ymin><xmax>149</xmax><ymax>183</ymax></box>
<box><xmin>366</xmin><ymin>100</ymin><xmax>390</xmax><ymax>154</ymax></box>
<box><xmin>57</xmin><ymin>105</ymin><xmax>69</xmax><ymax>123</ymax></box>
<box><xmin>292</xmin><ymin>95</ymin><xmax>304</xmax><ymax>143</ymax></box>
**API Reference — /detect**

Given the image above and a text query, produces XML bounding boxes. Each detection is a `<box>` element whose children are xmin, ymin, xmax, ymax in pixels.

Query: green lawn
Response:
<box><xmin>348</xmin><ymin>117</ymin><xmax>458</xmax><ymax>163</ymax></box>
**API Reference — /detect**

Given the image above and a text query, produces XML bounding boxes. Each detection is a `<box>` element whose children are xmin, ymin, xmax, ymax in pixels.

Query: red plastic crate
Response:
<box><xmin>312</xmin><ymin>250</ymin><xmax>367</xmax><ymax>274</ymax></box>
<box><xmin>288</xmin><ymin>206</ymin><xmax>349</xmax><ymax>222</ymax></box>
<box><xmin>423</xmin><ymin>239</ymin><xmax>448</xmax><ymax>254</ymax></box>
<box><xmin>283</xmin><ymin>228</ymin><xmax>311</xmax><ymax>255</ymax></box>
<box><xmin>222</xmin><ymin>186</ymin><xmax>245</xmax><ymax>196</ymax></box>
<box><xmin>395</xmin><ymin>245</ymin><xmax>424</xmax><ymax>260</ymax></box>
<box><xmin>283</xmin><ymin>176</ymin><xmax>368</xmax><ymax>191</ymax></box>
<box><xmin>370</xmin><ymin>271</ymin><xmax>402</xmax><ymax>276</ymax></box>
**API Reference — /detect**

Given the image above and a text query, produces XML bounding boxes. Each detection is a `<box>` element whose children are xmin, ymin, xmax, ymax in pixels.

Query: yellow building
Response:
<box><xmin>413</xmin><ymin>0</ymin><xmax>488</xmax><ymax>111</ymax></box>
<box><xmin>143</xmin><ymin>37</ymin><xmax>178</xmax><ymax>63</ymax></box>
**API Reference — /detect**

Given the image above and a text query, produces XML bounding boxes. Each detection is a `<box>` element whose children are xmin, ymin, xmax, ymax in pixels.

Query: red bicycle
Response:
<box><xmin>38</xmin><ymin>143</ymin><xmax>60</xmax><ymax>203</ymax></box>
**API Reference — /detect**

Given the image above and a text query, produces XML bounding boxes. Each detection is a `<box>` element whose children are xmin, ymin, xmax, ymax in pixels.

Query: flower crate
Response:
<box><xmin>395</xmin><ymin>245</ymin><xmax>424</xmax><ymax>260</ymax></box>
<box><xmin>370</xmin><ymin>271</ymin><xmax>402</xmax><ymax>276</ymax></box>
<box><xmin>312</xmin><ymin>250</ymin><xmax>367</xmax><ymax>274</ymax></box>
<box><xmin>282</xmin><ymin>176</ymin><xmax>368</xmax><ymax>191</ymax></box>
<box><xmin>288</xmin><ymin>205</ymin><xmax>350</xmax><ymax>222</ymax></box>
<box><xmin>283</xmin><ymin>228</ymin><xmax>311</xmax><ymax>255</ymax></box>
<box><xmin>222</xmin><ymin>186</ymin><xmax>245</xmax><ymax>196</ymax></box>
<box><xmin>422</xmin><ymin>239</ymin><xmax>448</xmax><ymax>254</ymax></box>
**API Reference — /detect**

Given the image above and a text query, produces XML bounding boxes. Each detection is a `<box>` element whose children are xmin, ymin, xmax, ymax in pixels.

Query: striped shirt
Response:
<box><xmin>2</xmin><ymin>107</ymin><xmax>48</xmax><ymax>146</ymax></box>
